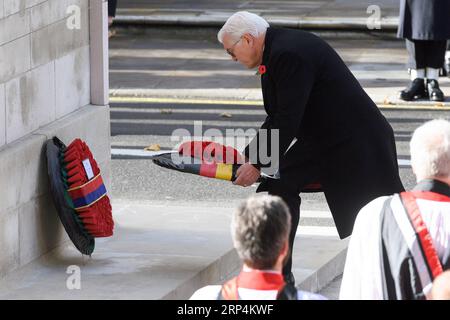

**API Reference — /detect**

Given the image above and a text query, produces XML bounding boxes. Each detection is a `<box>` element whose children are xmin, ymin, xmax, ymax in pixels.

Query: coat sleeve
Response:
<box><xmin>244</xmin><ymin>52</ymin><xmax>315</xmax><ymax>169</ymax></box>
<box><xmin>243</xmin><ymin>116</ymin><xmax>271</xmax><ymax>168</ymax></box>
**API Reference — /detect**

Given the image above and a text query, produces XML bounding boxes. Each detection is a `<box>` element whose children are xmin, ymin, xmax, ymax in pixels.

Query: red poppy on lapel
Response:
<box><xmin>258</xmin><ymin>65</ymin><xmax>266</xmax><ymax>75</ymax></box>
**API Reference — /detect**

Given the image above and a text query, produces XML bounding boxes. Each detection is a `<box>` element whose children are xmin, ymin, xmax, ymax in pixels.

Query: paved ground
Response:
<box><xmin>117</xmin><ymin>0</ymin><xmax>400</xmax><ymax>16</ymax></box>
<box><xmin>319</xmin><ymin>275</ymin><xmax>342</xmax><ymax>299</ymax></box>
<box><xmin>109</xmin><ymin>26</ymin><xmax>450</xmax><ymax>106</ymax></box>
<box><xmin>108</xmin><ymin>27</ymin><xmax>450</xmax><ymax>208</ymax></box>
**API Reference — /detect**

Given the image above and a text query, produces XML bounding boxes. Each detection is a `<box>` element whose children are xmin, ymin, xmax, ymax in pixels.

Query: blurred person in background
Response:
<box><xmin>340</xmin><ymin>119</ymin><xmax>450</xmax><ymax>300</ymax></box>
<box><xmin>108</xmin><ymin>0</ymin><xmax>118</xmax><ymax>38</ymax></box>
<box><xmin>397</xmin><ymin>0</ymin><xmax>450</xmax><ymax>102</ymax></box>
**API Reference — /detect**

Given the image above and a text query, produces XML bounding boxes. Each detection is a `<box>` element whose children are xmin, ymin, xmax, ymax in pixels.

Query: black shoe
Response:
<box><xmin>284</xmin><ymin>272</ymin><xmax>296</xmax><ymax>287</ymax></box>
<box><xmin>399</xmin><ymin>78</ymin><xmax>427</xmax><ymax>101</ymax></box>
<box><xmin>427</xmin><ymin>79</ymin><xmax>445</xmax><ymax>102</ymax></box>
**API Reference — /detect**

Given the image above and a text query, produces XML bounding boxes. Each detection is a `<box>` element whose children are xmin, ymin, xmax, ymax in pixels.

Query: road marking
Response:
<box><xmin>110</xmin><ymin>106</ymin><xmax>266</xmax><ymax>115</ymax></box>
<box><xmin>109</xmin><ymin>96</ymin><xmax>450</xmax><ymax>110</ymax></box>
<box><xmin>109</xmin><ymin>96</ymin><xmax>264</xmax><ymax>106</ymax></box>
<box><xmin>398</xmin><ymin>159</ymin><xmax>411</xmax><ymax>167</ymax></box>
<box><xmin>110</xmin><ymin>118</ymin><xmax>261</xmax><ymax>127</ymax></box>
<box><xmin>112</xmin><ymin>148</ymin><xmax>412</xmax><ymax>167</ymax></box>
<box><xmin>111</xmin><ymin>148</ymin><xmax>177</xmax><ymax>158</ymax></box>
<box><xmin>296</xmin><ymin>226</ymin><xmax>339</xmax><ymax>237</ymax></box>
<box><xmin>378</xmin><ymin>104</ymin><xmax>450</xmax><ymax>110</ymax></box>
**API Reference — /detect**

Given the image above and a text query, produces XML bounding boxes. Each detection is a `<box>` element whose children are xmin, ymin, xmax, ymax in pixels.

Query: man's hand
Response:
<box><xmin>233</xmin><ymin>163</ymin><xmax>260</xmax><ymax>187</ymax></box>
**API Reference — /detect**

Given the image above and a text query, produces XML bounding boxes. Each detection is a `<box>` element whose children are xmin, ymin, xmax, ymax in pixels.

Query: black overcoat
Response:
<box><xmin>397</xmin><ymin>0</ymin><xmax>450</xmax><ymax>40</ymax></box>
<box><xmin>244</xmin><ymin>28</ymin><xmax>404</xmax><ymax>239</ymax></box>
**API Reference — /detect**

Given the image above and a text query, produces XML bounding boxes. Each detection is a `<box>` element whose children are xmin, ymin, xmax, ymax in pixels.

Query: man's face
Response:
<box><xmin>222</xmin><ymin>33</ymin><xmax>259</xmax><ymax>69</ymax></box>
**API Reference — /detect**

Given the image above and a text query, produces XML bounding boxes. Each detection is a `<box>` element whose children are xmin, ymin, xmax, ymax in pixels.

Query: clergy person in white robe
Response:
<box><xmin>340</xmin><ymin>119</ymin><xmax>450</xmax><ymax>300</ymax></box>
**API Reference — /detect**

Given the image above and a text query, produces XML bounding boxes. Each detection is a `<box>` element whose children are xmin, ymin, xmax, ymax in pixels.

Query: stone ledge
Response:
<box><xmin>114</xmin><ymin>14</ymin><xmax>399</xmax><ymax>31</ymax></box>
<box><xmin>0</xmin><ymin>201</ymin><xmax>347</xmax><ymax>300</ymax></box>
<box><xmin>0</xmin><ymin>104</ymin><xmax>110</xmax><ymax>280</ymax></box>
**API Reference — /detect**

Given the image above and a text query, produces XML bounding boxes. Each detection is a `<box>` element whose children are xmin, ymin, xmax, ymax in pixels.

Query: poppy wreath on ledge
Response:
<box><xmin>45</xmin><ymin>137</ymin><xmax>114</xmax><ymax>255</ymax></box>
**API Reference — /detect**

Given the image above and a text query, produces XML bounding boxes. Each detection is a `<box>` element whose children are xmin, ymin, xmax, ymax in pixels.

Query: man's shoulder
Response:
<box><xmin>271</xmin><ymin>27</ymin><xmax>318</xmax><ymax>41</ymax></box>
<box><xmin>268</xmin><ymin>28</ymin><xmax>329</xmax><ymax>63</ymax></box>
<box><xmin>353</xmin><ymin>195</ymin><xmax>394</xmax><ymax>231</ymax></box>
<box><xmin>189</xmin><ymin>285</ymin><xmax>222</xmax><ymax>300</ymax></box>
<box><xmin>359</xmin><ymin>195</ymin><xmax>393</xmax><ymax>217</ymax></box>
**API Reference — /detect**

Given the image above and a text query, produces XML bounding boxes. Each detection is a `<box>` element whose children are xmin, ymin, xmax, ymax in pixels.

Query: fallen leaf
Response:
<box><xmin>383</xmin><ymin>98</ymin><xmax>393</xmax><ymax>105</ymax></box>
<box><xmin>144</xmin><ymin>144</ymin><xmax>161</xmax><ymax>151</ymax></box>
<box><xmin>160</xmin><ymin>109</ymin><xmax>173</xmax><ymax>114</ymax></box>
<box><xmin>220</xmin><ymin>112</ymin><xmax>232</xmax><ymax>118</ymax></box>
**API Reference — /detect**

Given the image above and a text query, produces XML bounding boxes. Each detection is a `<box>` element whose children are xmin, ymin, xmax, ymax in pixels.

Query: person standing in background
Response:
<box><xmin>108</xmin><ymin>0</ymin><xmax>118</xmax><ymax>37</ymax></box>
<box><xmin>397</xmin><ymin>0</ymin><xmax>450</xmax><ymax>102</ymax></box>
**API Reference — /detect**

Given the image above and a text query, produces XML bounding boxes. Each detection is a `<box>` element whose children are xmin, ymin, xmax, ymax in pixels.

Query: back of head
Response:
<box><xmin>431</xmin><ymin>270</ymin><xmax>450</xmax><ymax>300</ymax></box>
<box><xmin>410</xmin><ymin>119</ymin><xmax>450</xmax><ymax>182</ymax></box>
<box><xmin>217</xmin><ymin>11</ymin><xmax>269</xmax><ymax>43</ymax></box>
<box><xmin>231</xmin><ymin>195</ymin><xmax>291</xmax><ymax>270</ymax></box>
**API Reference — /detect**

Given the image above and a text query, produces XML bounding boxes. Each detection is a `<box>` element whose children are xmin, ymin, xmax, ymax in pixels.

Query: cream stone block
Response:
<box><xmin>0</xmin><ymin>134</ymin><xmax>47</xmax><ymax>213</ymax></box>
<box><xmin>5</xmin><ymin>74</ymin><xmax>35</xmax><ymax>143</ymax></box>
<box><xmin>4</xmin><ymin>0</ymin><xmax>46</xmax><ymax>17</ymax></box>
<box><xmin>5</xmin><ymin>61</ymin><xmax>55</xmax><ymax>143</ymax></box>
<box><xmin>55</xmin><ymin>46</ymin><xmax>90</xmax><ymax>118</ymax></box>
<box><xmin>31</xmin><ymin>0</ymin><xmax>87</xmax><ymax>31</ymax></box>
<box><xmin>0</xmin><ymin>83</ymin><xmax>5</xmax><ymax>147</ymax></box>
<box><xmin>19</xmin><ymin>195</ymin><xmax>66</xmax><ymax>267</ymax></box>
<box><xmin>3</xmin><ymin>0</ymin><xmax>26</xmax><ymax>16</ymax></box>
<box><xmin>30</xmin><ymin>61</ymin><xmax>56</xmax><ymax>129</ymax></box>
<box><xmin>37</xmin><ymin>105</ymin><xmax>110</xmax><ymax>166</ymax></box>
<box><xmin>0</xmin><ymin>0</ymin><xmax>4</xmax><ymax>19</ymax></box>
<box><xmin>0</xmin><ymin>209</ymin><xmax>19</xmax><ymax>279</ymax></box>
<box><xmin>0</xmin><ymin>9</ymin><xmax>30</xmax><ymax>46</ymax></box>
<box><xmin>0</xmin><ymin>35</ymin><xmax>31</xmax><ymax>83</ymax></box>
<box><xmin>31</xmin><ymin>7</ymin><xmax>89</xmax><ymax>68</ymax></box>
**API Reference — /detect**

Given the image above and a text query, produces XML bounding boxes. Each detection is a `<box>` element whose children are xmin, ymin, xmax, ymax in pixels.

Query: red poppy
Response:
<box><xmin>258</xmin><ymin>65</ymin><xmax>266</xmax><ymax>75</ymax></box>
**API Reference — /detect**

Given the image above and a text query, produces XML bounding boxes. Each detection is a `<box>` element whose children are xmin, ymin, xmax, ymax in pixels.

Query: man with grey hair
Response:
<box><xmin>190</xmin><ymin>195</ymin><xmax>325</xmax><ymax>300</ymax></box>
<box><xmin>340</xmin><ymin>119</ymin><xmax>450</xmax><ymax>300</ymax></box>
<box><xmin>218</xmin><ymin>11</ymin><xmax>404</xmax><ymax>286</ymax></box>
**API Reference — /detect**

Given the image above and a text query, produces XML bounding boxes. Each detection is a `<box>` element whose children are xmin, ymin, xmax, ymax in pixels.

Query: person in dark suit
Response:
<box><xmin>108</xmin><ymin>0</ymin><xmax>118</xmax><ymax>38</ymax></box>
<box><xmin>108</xmin><ymin>0</ymin><xmax>118</xmax><ymax>26</ymax></box>
<box><xmin>218</xmin><ymin>11</ymin><xmax>405</xmax><ymax>285</ymax></box>
<box><xmin>397</xmin><ymin>0</ymin><xmax>450</xmax><ymax>102</ymax></box>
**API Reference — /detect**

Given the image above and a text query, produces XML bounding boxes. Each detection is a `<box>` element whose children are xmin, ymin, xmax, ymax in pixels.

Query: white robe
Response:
<box><xmin>340</xmin><ymin>195</ymin><xmax>450</xmax><ymax>300</ymax></box>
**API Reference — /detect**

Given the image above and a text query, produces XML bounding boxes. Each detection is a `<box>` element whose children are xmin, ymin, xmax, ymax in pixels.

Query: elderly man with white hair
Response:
<box><xmin>218</xmin><ymin>11</ymin><xmax>404</xmax><ymax>285</ymax></box>
<box><xmin>340</xmin><ymin>119</ymin><xmax>450</xmax><ymax>300</ymax></box>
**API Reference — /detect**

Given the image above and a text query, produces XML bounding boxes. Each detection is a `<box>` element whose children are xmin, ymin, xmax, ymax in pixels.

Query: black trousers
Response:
<box><xmin>406</xmin><ymin>39</ymin><xmax>447</xmax><ymax>69</ymax></box>
<box><xmin>257</xmin><ymin>141</ymin><xmax>321</xmax><ymax>278</ymax></box>
<box><xmin>108</xmin><ymin>0</ymin><xmax>118</xmax><ymax>17</ymax></box>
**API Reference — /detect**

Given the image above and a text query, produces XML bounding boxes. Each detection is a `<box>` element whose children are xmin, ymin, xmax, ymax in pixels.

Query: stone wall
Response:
<box><xmin>0</xmin><ymin>0</ymin><xmax>91</xmax><ymax>145</ymax></box>
<box><xmin>0</xmin><ymin>0</ymin><xmax>110</xmax><ymax>279</ymax></box>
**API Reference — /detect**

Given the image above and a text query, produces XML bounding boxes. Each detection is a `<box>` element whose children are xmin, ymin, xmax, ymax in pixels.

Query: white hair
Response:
<box><xmin>410</xmin><ymin>119</ymin><xmax>450</xmax><ymax>181</ymax></box>
<box><xmin>218</xmin><ymin>11</ymin><xmax>269</xmax><ymax>43</ymax></box>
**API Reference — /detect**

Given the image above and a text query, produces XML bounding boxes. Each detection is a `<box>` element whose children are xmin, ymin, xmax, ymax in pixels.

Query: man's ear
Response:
<box><xmin>242</xmin><ymin>33</ymin><xmax>253</xmax><ymax>46</ymax></box>
<box><xmin>281</xmin><ymin>238</ymin><xmax>289</xmax><ymax>257</ymax></box>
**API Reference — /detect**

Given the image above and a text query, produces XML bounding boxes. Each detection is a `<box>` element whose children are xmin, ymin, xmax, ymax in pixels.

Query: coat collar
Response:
<box><xmin>413</xmin><ymin>179</ymin><xmax>450</xmax><ymax>198</ymax></box>
<box><xmin>262</xmin><ymin>27</ymin><xmax>276</xmax><ymax>66</ymax></box>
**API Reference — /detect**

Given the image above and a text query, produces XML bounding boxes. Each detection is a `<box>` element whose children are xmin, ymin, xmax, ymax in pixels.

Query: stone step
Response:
<box><xmin>0</xmin><ymin>201</ymin><xmax>347</xmax><ymax>299</ymax></box>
